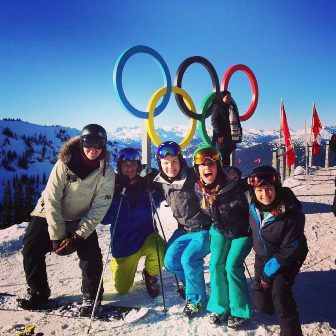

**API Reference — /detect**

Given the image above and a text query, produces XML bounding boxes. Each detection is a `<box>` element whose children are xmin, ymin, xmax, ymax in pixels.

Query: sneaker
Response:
<box><xmin>17</xmin><ymin>288</ymin><xmax>50</xmax><ymax>310</ymax></box>
<box><xmin>142</xmin><ymin>269</ymin><xmax>160</xmax><ymax>298</ymax></box>
<box><xmin>227</xmin><ymin>315</ymin><xmax>248</xmax><ymax>329</ymax></box>
<box><xmin>209</xmin><ymin>312</ymin><xmax>227</xmax><ymax>325</ymax></box>
<box><xmin>183</xmin><ymin>301</ymin><xmax>202</xmax><ymax>319</ymax></box>
<box><xmin>79</xmin><ymin>298</ymin><xmax>101</xmax><ymax>317</ymax></box>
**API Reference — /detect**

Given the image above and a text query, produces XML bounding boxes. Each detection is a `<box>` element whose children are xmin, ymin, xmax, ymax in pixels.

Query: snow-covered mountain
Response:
<box><xmin>1</xmin><ymin>118</ymin><xmax>335</xmax><ymax>200</ymax></box>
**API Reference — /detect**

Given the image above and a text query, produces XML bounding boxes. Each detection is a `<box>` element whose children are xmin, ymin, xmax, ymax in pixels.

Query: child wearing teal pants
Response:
<box><xmin>193</xmin><ymin>145</ymin><xmax>252</xmax><ymax>329</ymax></box>
<box><xmin>207</xmin><ymin>226</ymin><xmax>252</xmax><ymax>318</ymax></box>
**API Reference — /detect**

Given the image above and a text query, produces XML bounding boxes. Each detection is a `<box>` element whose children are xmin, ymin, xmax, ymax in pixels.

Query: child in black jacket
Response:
<box><xmin>246</xmin><ymin>166</ymin><xmax>308</xmax><ymax>336</ymax></box>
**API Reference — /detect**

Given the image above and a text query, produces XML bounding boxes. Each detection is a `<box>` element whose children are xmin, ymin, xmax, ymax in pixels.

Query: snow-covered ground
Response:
<box><xmin>0</xmin><ymin>166</ymin><xmax>335</xmax><ymax>336</ymax></box>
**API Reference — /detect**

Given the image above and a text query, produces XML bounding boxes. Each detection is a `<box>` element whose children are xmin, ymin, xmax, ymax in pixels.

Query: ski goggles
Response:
<box><xmin>193</xmin><ymin>147</ymin><xmax>221</xmax><ymax>165</ymax></box>
<box><xmin>248</xmin><ymin>172</ymin><xmax>277</xmax><ymax>187</ymax></box>
<box><xmin>118</xmin><ymin>148</ymin><xmax>142</xmax><ymax>161</ymax></box>
<box><xmin>81</xmin><ymin>134</ymin><xmax>105</xmax><ymax>149</ymax></box>
<box><xmin>156</xmin><ymin>142</ymin><xmax>181</xmax><ymax>159</ymax></box>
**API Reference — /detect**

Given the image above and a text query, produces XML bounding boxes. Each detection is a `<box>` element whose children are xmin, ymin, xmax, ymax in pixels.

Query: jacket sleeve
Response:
<box><xmin>211</xmin><ymin>102</ymin><xmax>226</xmax><ymax>136</ymax></box>
<box><xmin>75</xmin><ymin>167</ymin><xmax>115</xmax><ymax>239</ymax></box>
<box><xmin>44</xmin><ymin>160</ymin><xmax>69</xmax><ymax>240</ymax></box>
<box><xmin>267</xmin><ymin>210</ymin><xmax>306</xmax><ymax>275</ymax></box>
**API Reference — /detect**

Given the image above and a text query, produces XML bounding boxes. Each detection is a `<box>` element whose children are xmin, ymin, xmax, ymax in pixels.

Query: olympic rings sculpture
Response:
<box><xmin>113</xmin><ymin>45</ymin><xmax>259</xmax><ymax>149</ymax></box>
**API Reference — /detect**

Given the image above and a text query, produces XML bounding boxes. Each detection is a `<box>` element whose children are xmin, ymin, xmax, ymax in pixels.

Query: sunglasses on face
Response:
<box><xmin>81</xmin><ymin>135</ymin><xmax>105</xmax><ymax>149</ymax></box>
<box><xmin>193</xmin><ymin>148</ymin><xmax>221</xmax><ymax>165</ymax></box>
<box><xmin>248</xmin><ymin>172</ymin><xmax>277</xmax><ymax>187</ymax></box>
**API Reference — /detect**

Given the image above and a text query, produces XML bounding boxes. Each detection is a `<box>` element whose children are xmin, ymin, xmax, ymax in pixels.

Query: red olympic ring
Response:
<box><xmin>221</xmin><ymin>64</ymin><xmax>258</xmax><ymax>121</ymax></box>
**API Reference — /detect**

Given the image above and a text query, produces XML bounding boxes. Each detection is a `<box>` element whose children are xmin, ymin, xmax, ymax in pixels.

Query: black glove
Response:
<box><xmin>54</xmin><ymin>233</ymin><xmax>84</xmax><ymax>256</ymax></box>
<box><xmin>51</xmin><ymin>240</ymin><xmax>62</xmax><ymax>251</ymax></box>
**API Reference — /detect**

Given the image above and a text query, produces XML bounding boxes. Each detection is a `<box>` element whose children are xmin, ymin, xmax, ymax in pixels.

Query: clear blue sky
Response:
<box><xmin>0</xmin><ymin>0</ymin><xmax>335</xmax><ymax>133</ymax></box>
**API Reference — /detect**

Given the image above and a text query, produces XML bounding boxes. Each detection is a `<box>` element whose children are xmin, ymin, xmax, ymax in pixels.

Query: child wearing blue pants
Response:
<box><xmin>154</xmin><ymin>141</ymin><xmax>212</xmax><ymax>319</ymax></box>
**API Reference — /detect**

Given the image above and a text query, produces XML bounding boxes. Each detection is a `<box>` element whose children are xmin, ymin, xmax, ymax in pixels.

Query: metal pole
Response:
<box><xmin>86</xmin><ymin>188</ymin><xmax>126</xmax><ymax>334</ymax></box>
<box><xmin>142</xmin><ymin>120</ymin><xmax>151</xmax><ymax>166</ymax></box>
<box><xmin>148</xmin><ymin>190</ymin><xmax>167</xmax><ymax>313</ymax></box>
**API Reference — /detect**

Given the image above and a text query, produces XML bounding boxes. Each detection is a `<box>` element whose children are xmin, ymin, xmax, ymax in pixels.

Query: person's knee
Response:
<box><xmin>163</xmin><ymin>254</ymin><xmax>174</xmax><ymax>271</ymax></box>
<box><xmin>114</xmin><ymin>281</ymin><xmax>132</xmax><ymax>294</ymax></box>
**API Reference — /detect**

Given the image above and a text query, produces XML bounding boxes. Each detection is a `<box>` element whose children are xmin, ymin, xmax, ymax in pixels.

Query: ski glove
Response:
<box><xmin>264</xmin><ymin>257</ymin><xmax>281</xmax><ymax>277</ymax></box>
<box><xmin>54</xmin><ymin>233</ymin><xmax>84</xmax><ymax>256</ymax></box>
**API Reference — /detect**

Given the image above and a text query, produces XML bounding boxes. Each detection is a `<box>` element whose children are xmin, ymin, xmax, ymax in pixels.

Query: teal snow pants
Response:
<box><xmin>207</xmin><ymin>226</ymin><xmax>253</xmax><ymax>318</ymax></box>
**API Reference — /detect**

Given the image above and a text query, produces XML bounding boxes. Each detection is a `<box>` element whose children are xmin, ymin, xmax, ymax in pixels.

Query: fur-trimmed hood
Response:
<box><xmin>58</xmin><ymin>136</ymin><xmax>110</xmax><ymax>163</ymax></box>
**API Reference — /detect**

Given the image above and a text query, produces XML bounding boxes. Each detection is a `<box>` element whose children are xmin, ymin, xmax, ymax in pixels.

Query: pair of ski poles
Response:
<box><xmin>86</xmin><ymin>185</ymin><xmax>175</xmax><ymax>334</ymax></box>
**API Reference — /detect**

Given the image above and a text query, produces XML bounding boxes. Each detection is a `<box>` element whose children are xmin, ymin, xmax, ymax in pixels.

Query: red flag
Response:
<box><xmin>280</xmin><ymin>101</ymin><xmax>296</xmax><ymax>167</ymax></box>
<box><xmin>311</xmin><ymin>103</ymin><xmax>322</xmax><ymax>155</ymax></box>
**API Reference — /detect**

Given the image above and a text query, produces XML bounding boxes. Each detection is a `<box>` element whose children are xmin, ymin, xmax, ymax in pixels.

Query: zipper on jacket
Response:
<box><xmin>250</xmin><ymin>204</ymin><xmax>269</xmax><ymax>257</ymax></box>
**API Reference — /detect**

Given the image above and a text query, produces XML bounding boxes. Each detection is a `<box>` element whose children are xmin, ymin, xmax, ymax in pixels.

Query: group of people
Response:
<box><xmin>17</xmin><ymin>118</ymin><xmax>308</xmax><ymax>335</ymax></box>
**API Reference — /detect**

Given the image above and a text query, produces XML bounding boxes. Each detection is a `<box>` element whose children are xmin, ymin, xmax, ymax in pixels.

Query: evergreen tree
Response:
<box><xmin>13</xmin><ymin>177</ymin><xmax>25</xmax><ymax>224</ymax></box>
<box><xmin>23</xmin><ymin>179</ymin><xmax>35</xmax><ymax>221</ymax></box>
<box><xmin>0</xmin><ymin>180</ymin><xmax>13</xmax><ymax>229</ymax></box>
<box><xmin>43</xmin><ymin>172</ymin><xmax>47</xmax><ymax>185</ymax></box>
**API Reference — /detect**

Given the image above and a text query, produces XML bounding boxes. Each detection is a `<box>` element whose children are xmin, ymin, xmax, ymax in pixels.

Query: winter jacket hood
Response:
<box><xmin>31</xmin><ymin>136</ymin><xmax>115</xmax><ymax>240</ymax></box>
<box><xmin>58</xmin><ymin>136</ymin><xmax>110</xmax><ymax>163</ymax></box>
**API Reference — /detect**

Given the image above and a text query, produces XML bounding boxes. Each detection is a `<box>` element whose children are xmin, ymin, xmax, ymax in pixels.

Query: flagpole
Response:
<box><xmin>279</xmin><ymin>99</ymin><xmax>282</xmax><ymax>151</ymax></box>
<box><xmin>305</xmin><ymin>120</ymin><xmax>308</xmax><ymax>185</ymax></box>
<box><xmin>310</xmin><ymin>102</ymin><xmax>314</xmax><ymax>144</ymax></box>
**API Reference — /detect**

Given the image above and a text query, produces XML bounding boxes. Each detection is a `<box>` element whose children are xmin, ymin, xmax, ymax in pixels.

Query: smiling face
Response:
<box><xmin>120</xmin><ymin>160</ymin><xmax>139</xmax><ymax>183</ymax></box>
<box><xmin>198</xmin><ymin>159</ymin><xmax>218</xmax><ymax>185</ymax></box>
<box><xmin>82</xmin><ymin>147</ymin><xmax>103</xmax><ymax>161</ymax></box>
<box><xmin>254</xmin><ymin>184</ymin><xmax>277</xmax><ymax>205</ymax></box>
<box><xmin>160</xmin><ymin>154</ymin><xmax>181</xmax><ymax>178</ymax></box>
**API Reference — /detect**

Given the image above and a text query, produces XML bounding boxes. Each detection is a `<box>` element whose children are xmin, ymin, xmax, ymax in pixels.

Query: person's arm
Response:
<box><xmin>263</xmin><ymin>211</ymin><xmax>306</xmax><ymax>280</ymax></box>
<box><xmin>211</xmin><ymin>102</ymin><xmax>226</xmax><ymax>137</ymax></box>
<box><xmin>44</xmin><ymin>160</ymin><xmax>69</xmax><ymax>241</ymax></box>
<box><xmin>75</xmin><ymin>168</ymin><xmax>115</xmax><ymax>239</ymax></box>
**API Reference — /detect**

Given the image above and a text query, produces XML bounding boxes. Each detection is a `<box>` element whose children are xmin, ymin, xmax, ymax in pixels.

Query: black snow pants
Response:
<box><xmin>254</xmin><ymin>255</ymin><xmax>303</xmax><ymax>336</ymax></box>
<box><xmin>22</xmin><ymin>216</ymin><xmax>103</xmax><ymax>300</ymax></box>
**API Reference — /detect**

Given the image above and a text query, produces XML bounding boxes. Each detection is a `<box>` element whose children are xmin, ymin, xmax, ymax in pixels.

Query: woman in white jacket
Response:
<box><xmin>18</xmin><ymin>124</ymin><xmax>115</xmax><ymax>317</ymax></box>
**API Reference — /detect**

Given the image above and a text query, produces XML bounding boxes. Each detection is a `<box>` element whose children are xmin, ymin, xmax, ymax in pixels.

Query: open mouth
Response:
<box><xmin>204</xmin><ymin>172</ymin><xmax>212</xmax><ymax>178</ymax></box>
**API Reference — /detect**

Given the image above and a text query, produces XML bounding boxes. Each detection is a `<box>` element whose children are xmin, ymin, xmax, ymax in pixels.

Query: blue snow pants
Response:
<box><xmin>164</xmin><ymin>229</ymin><xmax>210</xmax><ymax>305</ymax></box>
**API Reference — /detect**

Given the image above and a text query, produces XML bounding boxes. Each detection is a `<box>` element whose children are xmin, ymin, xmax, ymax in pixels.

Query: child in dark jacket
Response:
<box><xmin>101</xmin><ymin>148</ymin><xmax>165</xmax><ymax>299</ymax></box>
<box><xmin>193</xmin><ymin>145</ymin><xmax>252</xmax><ymax>329</ymax></box>
<box><xmin>247</xmin><ymin>165</ymin><xmax>308</xmax><ymax>336</ymax></box>
<box><xmin>154</xmin><ymin>141</ymin><xmax>212</xmax><ymax>319</ymax></box>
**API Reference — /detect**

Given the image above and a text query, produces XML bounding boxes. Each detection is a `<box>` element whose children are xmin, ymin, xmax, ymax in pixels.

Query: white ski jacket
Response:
<box><xmin>31</xmin><ymin>137</ymin><xmax>115</xmax><ymax>240</ymax></box>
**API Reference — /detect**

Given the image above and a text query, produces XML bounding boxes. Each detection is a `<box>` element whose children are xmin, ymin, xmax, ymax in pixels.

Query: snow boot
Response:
<box><xmin>209</xmin><ymin>312</ymin><xmax>228</xmax><ymax>325</ymax></box>
<box><xmin>227</xmin><ymin>315</ymin><xmax>248</xmax><ymax>329</ymax></box>
<box><xmin>17</xmin><ymin>288</ymin><xmax>51</xmax><ymax>310</ymax></box>
<box><xmin>79</xmin><ymin>298</ymin><xmax>101</xmax><ymax>317</ymax></box>
<box><xmin>183</xmin><ymin>301</ymin><xmax>202</xmax><ymax>319</ymax></box>
<box><xmin>142</xmin><ymin>269</ymin><xmax>160</xmax><ymax>298</ymax></box>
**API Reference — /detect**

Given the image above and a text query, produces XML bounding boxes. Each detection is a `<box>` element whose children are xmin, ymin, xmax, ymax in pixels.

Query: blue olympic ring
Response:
<box><xmin>113</xmin><ymin>45</ymin><xmax>172</xmax><ymax>119</ymax></box>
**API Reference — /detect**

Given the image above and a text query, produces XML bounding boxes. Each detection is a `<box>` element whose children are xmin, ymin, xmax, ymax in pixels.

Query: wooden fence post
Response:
<box><xmin>325</xmin><ymin>141</ymin><xmax>330</xmax><ymax>168</ymax></box>
<box><xmin>279</xmin><ymin>148</ymin><xmax>285</xmax><ymax>182</ymax></box>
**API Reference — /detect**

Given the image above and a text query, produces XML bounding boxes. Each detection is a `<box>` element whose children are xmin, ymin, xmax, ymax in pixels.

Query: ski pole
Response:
<box><xmin>148</xmin><ymin>191</ymin><xmax>183</xmax><ymax>298</ymax></box>
<box><xmin>148</xmin><ymin>190</ymin><xmax>167</xmax><ymax>314</ymax></box>
<box><xmin>244</xmin><ymin>260</ymin><xmax>253</xmax><ymax>284</ymax></box>
<box><xmin>86</xmin><ymin>187</ymin><xmax>126</xmax><ymax>335</ymax></box>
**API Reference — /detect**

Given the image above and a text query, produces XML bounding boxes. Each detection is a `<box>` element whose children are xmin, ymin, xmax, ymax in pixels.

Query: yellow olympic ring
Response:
<box><xmin>145</xmin><ymin>86</ymin><xmax>197</xmax><ymax>149</ymax></box>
